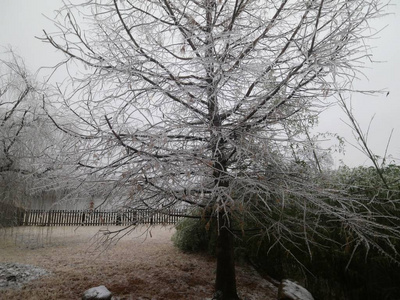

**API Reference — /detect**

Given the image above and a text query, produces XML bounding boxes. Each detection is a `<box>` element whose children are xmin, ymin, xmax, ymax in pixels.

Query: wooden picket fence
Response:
<box><xmin>22</xmin><ymin>209</ymin><xmax>187</xmax><ymax>226</ymax></box>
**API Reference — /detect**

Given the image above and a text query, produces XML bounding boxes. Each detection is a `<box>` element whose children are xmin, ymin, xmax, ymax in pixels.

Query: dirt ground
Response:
<box><xmin>0</xmin><ymin>225</ymin><xmax>278</xmax><ymax>300</ymax></box>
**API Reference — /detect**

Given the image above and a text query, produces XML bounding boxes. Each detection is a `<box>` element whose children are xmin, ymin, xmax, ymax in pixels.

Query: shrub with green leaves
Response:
<box><xmin>173</xmin><ymin>165</ymin><xmax>400</xmax><ymax>300</ymax></box>
<box><xmin>172</xmin><ymin>215</ymin><xmax>217</xmax><ymax>254</ymax></box>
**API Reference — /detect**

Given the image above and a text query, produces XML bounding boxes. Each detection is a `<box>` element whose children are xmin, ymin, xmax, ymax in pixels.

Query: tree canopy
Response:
<box><xmin>40</xmin><ymin>1</ymin><xmax>397</xmax><ymax>299</ymax></box>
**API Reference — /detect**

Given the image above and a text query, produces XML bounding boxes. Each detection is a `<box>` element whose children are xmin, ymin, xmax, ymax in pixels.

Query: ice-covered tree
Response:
<box><xmin>0</xmin><ymin>52</ymin><xmax>53</xmax><ymax>205</ymax></box>
<box><xmin>42</xmin><ymin>1</ymin><xmax>397</xmax><ymax>298</ymax></box>
<box><xmin>0</xmin><ymin>51</ymin><xmax>78</xmax><ymax>209</ymax></box>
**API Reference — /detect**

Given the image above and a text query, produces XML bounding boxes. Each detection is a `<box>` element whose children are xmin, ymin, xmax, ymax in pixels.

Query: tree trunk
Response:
<box><xmin>215</xmin><ymin>215</ymin><xmax>240</xmax><ymax>300</ymax></box>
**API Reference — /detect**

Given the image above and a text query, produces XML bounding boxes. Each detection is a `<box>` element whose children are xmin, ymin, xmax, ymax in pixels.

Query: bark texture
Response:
<box><xmin>215</xmin><ymin>216</ymin><xmax>240</xmax><ymax>300</ymax></box>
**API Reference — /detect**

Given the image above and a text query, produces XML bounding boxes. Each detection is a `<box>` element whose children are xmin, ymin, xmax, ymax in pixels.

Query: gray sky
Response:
<box><xmin>1</xmin><ymin>0</ymin><xmax>399</xmax><ymax>168</ymax></box>
<box><xmin>317</xmin><ymin>3</ymin><xmax>400</xmax><ymax>167</ymax></box>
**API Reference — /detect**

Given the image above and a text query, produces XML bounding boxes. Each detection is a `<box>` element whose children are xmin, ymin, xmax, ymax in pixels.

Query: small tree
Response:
<box><xmin>0</xmin><ymin>51</ymin><xmax>78</xmax><ymax>210</ymax></box>
<box><xmin>0</xmin><ymin>51</ymin><xmax>48</xmax><ymax>206</ymax></box>
<box><xmin>42</xmin><ymin>1</ymin><xmax>397</xmax><ymax>298</ymax></box>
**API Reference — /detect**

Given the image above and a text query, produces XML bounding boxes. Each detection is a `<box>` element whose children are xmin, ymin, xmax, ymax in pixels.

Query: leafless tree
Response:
<box><xmin>0</xmin><ymin>51</ymin><xmax>49</xmax><ymax>206</ymax></box>
<box><xmin>0</xmin><ymin>51</ymin><xmax>80</xmax><ymax>210</ymax></box>
<box><xmin>42</xmin><ymin>1</ymin><xmax>397</xmax><ymax>298</ymax></box>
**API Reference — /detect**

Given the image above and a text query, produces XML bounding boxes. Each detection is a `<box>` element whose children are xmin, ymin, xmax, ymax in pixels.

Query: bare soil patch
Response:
<box><xmin>0</xmin><ymin>226</ymin><xmax>277</xmax><ymax>299</ymax></box>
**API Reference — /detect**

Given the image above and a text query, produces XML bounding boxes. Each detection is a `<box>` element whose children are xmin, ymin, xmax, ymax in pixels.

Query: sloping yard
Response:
<box><xmin>0</xmin><ymin>226</ymin><xmax>277</xmax><ymax>299</ymax></box>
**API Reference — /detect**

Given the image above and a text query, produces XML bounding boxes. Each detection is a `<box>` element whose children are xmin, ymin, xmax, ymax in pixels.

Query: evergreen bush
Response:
<box><xmin>172</xmin><ymin>165</ymin><xmax>400</xmax><ymax>300</ymax></box>
<box><xmin>172</xmin><ymin>215</ymin><xmax>217</xmax><ymax>254</ymax></box>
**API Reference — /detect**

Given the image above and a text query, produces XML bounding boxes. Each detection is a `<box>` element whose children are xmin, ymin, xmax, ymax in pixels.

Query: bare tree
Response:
<box><xmin>0</xmin><ymin>51</ymin><xmax>49</xmax><ymax>207</ymax></box>
<box><xmin>0</xmin><ymin>51</ymin><xmax>80</xmax><ymax>211</ymax></box>
<box><xmin>42</xmin><ymin>1</ymin><xmax>397</xmax><ymax>299</ymax></box>
<box><xmin>0</xmin><ymin>52</ymin><xmax>35</xmax><ymax>175</ymax></box>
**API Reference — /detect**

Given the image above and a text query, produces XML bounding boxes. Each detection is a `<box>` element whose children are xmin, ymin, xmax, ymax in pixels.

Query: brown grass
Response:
<box><xmin>0</xmin><ymin>226</ymin><xmax>277</xmax><ymax>300</ymax></box>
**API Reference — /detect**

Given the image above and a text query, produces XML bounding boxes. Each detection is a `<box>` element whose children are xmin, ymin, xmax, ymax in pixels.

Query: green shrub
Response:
<box><xmin>172</xmin><ymin>166</ymin><xmax>400</xmax><ymax>299</ymax></box>
<box><xmin>172</xmin><ymin>215</ymin><xmax>217</xmax><ymax>254</ymax></box>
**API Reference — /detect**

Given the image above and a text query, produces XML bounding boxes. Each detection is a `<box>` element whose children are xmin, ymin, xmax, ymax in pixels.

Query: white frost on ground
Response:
<box><xmin>0</xmin><ymin>262</ymin><xmax>50</xmax><ymax>289</ymax></box>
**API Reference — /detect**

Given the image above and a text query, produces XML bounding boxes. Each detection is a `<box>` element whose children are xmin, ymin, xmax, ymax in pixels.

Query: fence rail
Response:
<box><xmin>22</xmin><ymin>209</ymin><xmax>187</xmax><ymax>226</ymax></box>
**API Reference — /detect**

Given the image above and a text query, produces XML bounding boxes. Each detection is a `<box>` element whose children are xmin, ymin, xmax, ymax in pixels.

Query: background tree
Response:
<box><xmin>0</xmin><ymin>51</ymin><xmax>80</xmax><ymax>212</ymax></box>
<box><xmin>0</xmin><ymin>51</ymin><xmax>49</xmax><ymax>208</ymax></box>
<box><xmin>42</xmin><ymin>1</ymin><xmax>397</xmax><ymax>299</ymax></box>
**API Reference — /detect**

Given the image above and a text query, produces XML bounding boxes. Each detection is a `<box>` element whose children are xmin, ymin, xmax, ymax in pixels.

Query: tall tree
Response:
<box><xmin>0</xmin><ymin>51</ymin><xmax>79</xmax><ymax>210</ymax></box>
<box><xmin>0</xmin><ymin>51</ymin><xmax>53</xmax><ymax>206</ymax></box>
<box><xmin>43</xmin><ymin>1</ymin><xmax>396</xmax><ymax>298</ymax></box>
<box><xmin>0</xmin><ymin>52</ymin><xmax>36</xmax><ymax>176</ymax></box>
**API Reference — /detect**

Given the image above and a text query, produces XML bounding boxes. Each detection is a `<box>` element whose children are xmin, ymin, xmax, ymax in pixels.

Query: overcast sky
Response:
<box><xmin>1</xmin><ymin>1</ymin><xmax>399</xmax><ymax>168</ymax></box>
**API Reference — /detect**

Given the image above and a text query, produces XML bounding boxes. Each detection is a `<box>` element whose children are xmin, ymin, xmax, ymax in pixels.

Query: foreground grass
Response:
<box><xmin>0</xmin><ymin>226</ymin><xmax>276</xmax><ymax>300</ymax></box>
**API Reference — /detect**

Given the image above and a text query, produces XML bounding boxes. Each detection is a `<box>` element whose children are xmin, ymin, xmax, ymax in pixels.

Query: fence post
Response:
<box><xmin>46</xmin><ymin>211</ymin><xmax>51</xmax><ymax>226</ymax></box>
<box><xmin>23</xmin><ymin>210</ymin><xmax>30</xmax><ymax>226</ymax></box>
